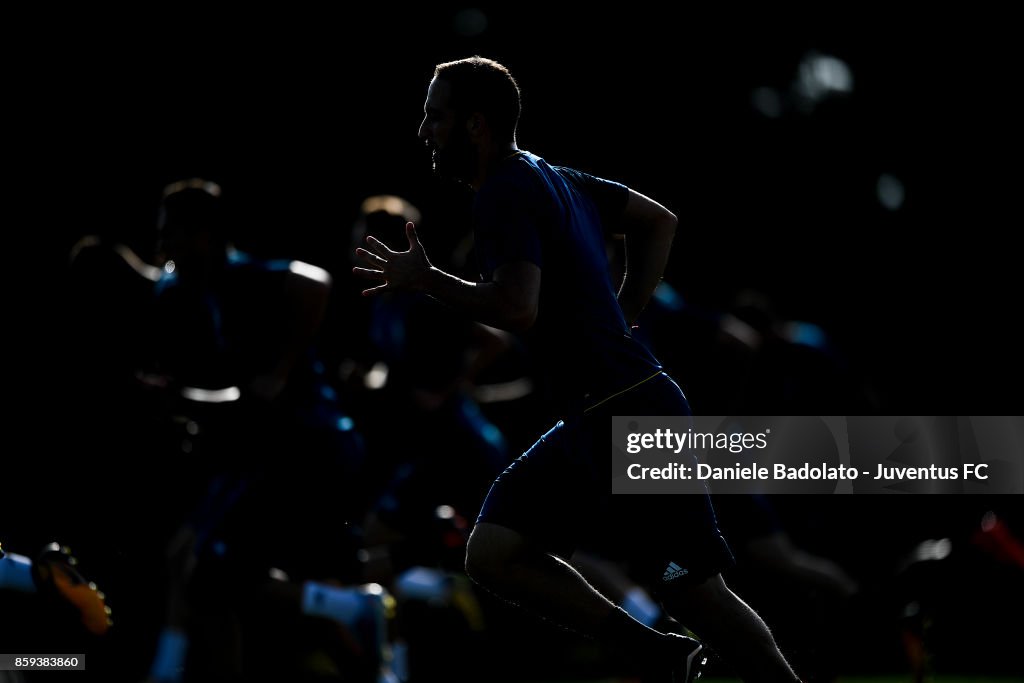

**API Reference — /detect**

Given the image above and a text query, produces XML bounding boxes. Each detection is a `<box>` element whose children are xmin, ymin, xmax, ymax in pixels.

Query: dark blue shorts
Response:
<box><xmin>477</xmin><ymin>372</ymin><xmax>734</xmax><ymax>591</ymax></box>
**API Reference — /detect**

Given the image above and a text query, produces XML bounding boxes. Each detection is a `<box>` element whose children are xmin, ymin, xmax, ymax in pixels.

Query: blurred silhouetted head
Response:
<box><xmin>350</xmin><ymin>195</ymin><xmax>422</xmax><ymax>264</ymax></box>
<box><xmin>156</xmin><ymin>178</ymin><xmax>225</xmax><ymax>274</ymax></box>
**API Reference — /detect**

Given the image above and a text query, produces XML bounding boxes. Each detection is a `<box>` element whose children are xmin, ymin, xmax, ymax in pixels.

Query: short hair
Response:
<box><xmin>356</xmin><ymin>194</ymin><xmax>422</xmax><ymax>246</ymax></box>
<box><xmin>434</xmin><ymin>56</ymin><xmax>521</xmax><ymax>142</ymax></box>
<box><xmin>159</xmin><ymin>178</ymin><xmax>224</xmax><ymax>236</ymax></box>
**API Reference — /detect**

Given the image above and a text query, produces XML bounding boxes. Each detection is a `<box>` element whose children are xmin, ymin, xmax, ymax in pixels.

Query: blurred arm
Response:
<box><xmin>249</xmin><ymin>261</ymin><xmax>332</xmax><ymax>401</ymax></box>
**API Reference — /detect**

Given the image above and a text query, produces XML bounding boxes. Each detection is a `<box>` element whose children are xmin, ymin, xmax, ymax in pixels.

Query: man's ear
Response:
<box><xmin>467</xmin><ymin>113</ymin><xmax>484</xmax><ymax>136</ymax></box>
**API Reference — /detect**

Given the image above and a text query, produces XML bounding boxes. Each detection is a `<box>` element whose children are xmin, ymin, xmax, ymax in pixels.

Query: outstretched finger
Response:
<box><xmin>355</xmin><ymin>247</ymin><xmax>386</xmax><ymax>268</ymax></box>
<box><xmin>365</xmin><ymin>235</ymin><xmax>394</xmax><ymax>257</ymax></box>
<box><xmin>406</xmin><ymin>222</ymin><xmax>421</xmax><ymax>249</ymax></box>
<box><xmin>352</xmin><ymin>266</ymin><xmax>386</xmax><ymax>281</ymax></box>
<box><xmin>361</xmin><ymin>282</ymin><xmax>389</xmax><ymax>297</ymax></box>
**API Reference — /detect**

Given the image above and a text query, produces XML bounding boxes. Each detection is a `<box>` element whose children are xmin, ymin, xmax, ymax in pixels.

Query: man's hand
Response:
<box><xmin>355</xmin><ymin>222</ymin><xmax>539</xmax><ymax>332</ymax></box>
<box><xmin>353</xmin><ymin>221</ymin><xmax>433</xmax><ymax>296</ymax></box>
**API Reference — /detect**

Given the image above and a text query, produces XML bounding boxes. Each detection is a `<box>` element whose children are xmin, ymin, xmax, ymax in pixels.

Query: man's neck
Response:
<box><xmin>471</xmin><ymin>143</ymin><xmax>520</xmax><ymax>191</ymax></box>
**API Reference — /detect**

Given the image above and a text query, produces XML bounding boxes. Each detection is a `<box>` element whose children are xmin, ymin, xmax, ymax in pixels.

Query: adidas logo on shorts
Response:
<box><xmin>662</xmin><ymin>561</ymin><xmax>688</xmax><ymax>582</ymax></box>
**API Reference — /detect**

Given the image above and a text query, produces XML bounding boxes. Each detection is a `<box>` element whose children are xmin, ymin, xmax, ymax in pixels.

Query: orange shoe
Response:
<box><xmin>32</xmin><ymin>543</ymin><xmax>112</xmax><ymax>636</ymax></box>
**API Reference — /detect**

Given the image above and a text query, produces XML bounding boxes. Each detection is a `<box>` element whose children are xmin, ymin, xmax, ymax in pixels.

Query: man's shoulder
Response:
<box><xmin>477</xmin><ymin>153</ymin><xmax>548</xmax><ymax>203</ymax></box>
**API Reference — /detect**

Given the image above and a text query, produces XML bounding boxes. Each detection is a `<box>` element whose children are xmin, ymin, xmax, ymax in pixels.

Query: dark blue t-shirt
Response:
<box><xmin>473</xmin><ymin>151</ymin><xmax>662</xmax><ymax>416</ymax></box>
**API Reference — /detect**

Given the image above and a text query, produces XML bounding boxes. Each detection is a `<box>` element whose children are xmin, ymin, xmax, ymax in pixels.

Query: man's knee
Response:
<box><xmin>464</xmin><ymin>522</ymin><xmax>526</xmax><ymax>587</ymax></box>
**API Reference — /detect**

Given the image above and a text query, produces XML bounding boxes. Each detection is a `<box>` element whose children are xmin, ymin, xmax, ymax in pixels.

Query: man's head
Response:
<box><xmin>156</xmin><ymin>178</ymin><xmax>225</xmax><ymax>274</ymax></box>
<box><xmin>349</xmin><ymin>194</ymin><xmax>422</xmax><ymax>266</ymax></box>
<box><xmin>418</xmin><ymin>56</ymin><xmax>521</xmax><ymax>183</ymax></box>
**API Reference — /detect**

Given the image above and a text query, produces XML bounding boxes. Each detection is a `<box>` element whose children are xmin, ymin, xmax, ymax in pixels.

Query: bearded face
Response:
<box><xmin>430</xmin><ymin>120</ymin><xmax>477</xmax><ymax>182</ymax></box>
<box><xmin>419</xmin><ymin>77</ymin><xmax>478</xmax><ymax>184</ymax></box>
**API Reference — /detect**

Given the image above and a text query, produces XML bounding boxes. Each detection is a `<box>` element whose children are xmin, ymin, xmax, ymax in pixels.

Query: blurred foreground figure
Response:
<box><xmin>140</xmin><ymin>179</ymin><xmax>393</xmax><ymax>683</ymax></box>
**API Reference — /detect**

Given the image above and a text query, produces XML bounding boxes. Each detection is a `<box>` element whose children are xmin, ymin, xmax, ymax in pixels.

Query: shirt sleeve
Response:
<box><xmin>556</xmin><ymin>167</ymin><xmax>629</xmax><ymax>227</ymax></box>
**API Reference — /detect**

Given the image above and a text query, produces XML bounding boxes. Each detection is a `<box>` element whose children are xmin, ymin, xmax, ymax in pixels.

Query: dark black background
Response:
<box><xmin>3</xmin><ymin>6</ymin><xmax>1020</xmax><ymax>679</ymax></box>
<box><xmin>10</xmin><ymin>6</ymin><xmax>1018</xmax><ymax>417</ymax></box>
